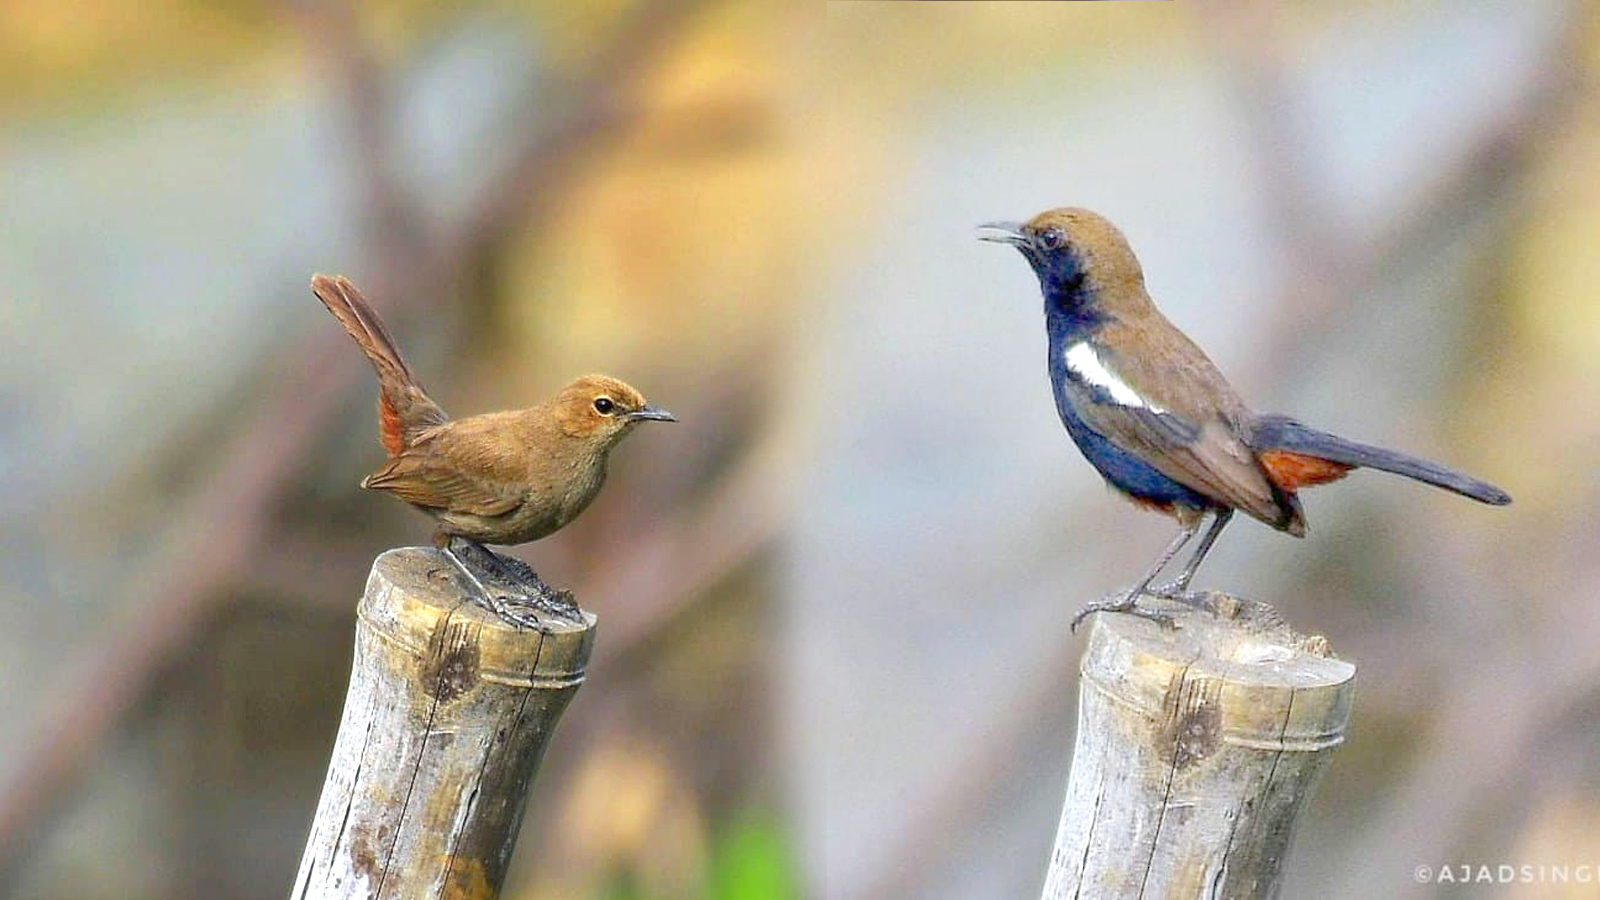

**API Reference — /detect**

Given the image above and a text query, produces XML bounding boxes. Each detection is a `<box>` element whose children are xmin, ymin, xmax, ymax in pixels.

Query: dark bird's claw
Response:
<box><xmin>1145</xmin><ymin>583</ymin><xmax>1218</xmax><ymax>611</ymax></box>
<box><xmin>1072</xmin><ymin>589</ymin><xmax>1188</xmax><ymax>633</ymax></box>
<box><xmin>1071</xmin><ymin>592</ymin><xmax>1139</xmax><ymax>633</ymax></box>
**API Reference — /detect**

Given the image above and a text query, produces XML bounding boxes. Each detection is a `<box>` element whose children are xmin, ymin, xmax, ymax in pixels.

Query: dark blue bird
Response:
<box><xmin>979</xmin><ymin>208</ymin><xmax>1511</xmax><ymax>630</ymax></box>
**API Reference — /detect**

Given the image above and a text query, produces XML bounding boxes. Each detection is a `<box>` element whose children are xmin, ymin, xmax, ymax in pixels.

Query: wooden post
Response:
<box><xmin>1041</xmin><ymin>597</ymin><xmax>1355</xmax><ymax>899</ymax></box>
<box><xmin>291</xmin><ymin>547</ymin><xmax>596</xmax><ymax>900</ymax></box>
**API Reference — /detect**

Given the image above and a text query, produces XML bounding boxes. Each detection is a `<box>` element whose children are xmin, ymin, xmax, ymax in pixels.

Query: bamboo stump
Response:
<box><xmin>292</xmin><ymin>547</ymin><xmax>596</xmax><ymax>900</ymax></box>
<box><xmin>1042</xmin><ymin>597</ymin><xmax>1355</xmax><ymax>899</ymax></box>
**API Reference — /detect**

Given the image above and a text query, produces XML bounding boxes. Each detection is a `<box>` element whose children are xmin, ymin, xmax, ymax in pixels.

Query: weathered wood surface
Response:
<box><xmin>292</xmin><ymin>547</ymin><xmax>596</xmax><ymax>900</ymax></box>
<box><xmin>1041</xmin><ymin>598</ymin><xmax>1355</xmax><ymax>900</ymax></box>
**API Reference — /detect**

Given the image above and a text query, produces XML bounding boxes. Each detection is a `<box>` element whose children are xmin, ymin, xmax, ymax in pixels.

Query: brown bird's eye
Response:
<box><xmin>1040</xmin><ymin>228</ymin><xmax>1066</xmax><ymax>250</ymax></box>
<box><xmin>593</xmin><ymin>397</ymin><xmax>615</xmax><ymax>414</ymax></box>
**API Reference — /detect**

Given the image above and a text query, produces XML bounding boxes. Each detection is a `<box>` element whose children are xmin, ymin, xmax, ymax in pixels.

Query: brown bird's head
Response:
<box><xmin>552</xmin><ymin>374</ymin><xmax>676</xmax><ymax>446</ymax></box>
<box><xmin>978</xmin><ymin>208</ymin><xmax>1150</xmax><ymax>315</ymax></box>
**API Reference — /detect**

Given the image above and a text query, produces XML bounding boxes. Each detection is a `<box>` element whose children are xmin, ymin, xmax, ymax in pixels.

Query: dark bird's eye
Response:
<box><xmin>593</xmin><ymin>397</ymin><xmax>615</xmax><ymax>414</ymax></box>
<box><xmin>1040</xmin><ymin>228</ymin><xmax>1066</xmax><ymax>250</ymax></box>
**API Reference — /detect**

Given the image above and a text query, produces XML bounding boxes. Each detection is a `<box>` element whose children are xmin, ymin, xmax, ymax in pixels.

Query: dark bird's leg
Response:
<box><xmin>1149</xmin><ymin>509</ymin><xmax>1233</xmax><ymax>600</ymax></box>
<box><xmin>1071</xmin><ymin>517</ymin><xmax>1203</xmax><ymax>632</ymax></box>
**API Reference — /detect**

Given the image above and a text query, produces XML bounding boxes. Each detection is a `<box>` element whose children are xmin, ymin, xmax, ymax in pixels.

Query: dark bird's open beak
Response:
<box><xmin>629</xmin><ymin>405</ymin><xmax>677</xmax><ymax>423</ymax></box>
<box><xmin>977</xmin><ymin>221</ymin><xmax>1028</xmax><ymax>246</ymax></box>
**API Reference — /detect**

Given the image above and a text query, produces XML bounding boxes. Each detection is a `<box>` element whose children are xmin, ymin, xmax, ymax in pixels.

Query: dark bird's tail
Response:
<box><xmin>311</xmin><ymin>274</ymin><xmax>447</xmax><ymax>456</ymax></box>
<box><xmin>1250</xmin><ymin>415</ymin><xmax>1511</xmax><ymax>505</ymax></box>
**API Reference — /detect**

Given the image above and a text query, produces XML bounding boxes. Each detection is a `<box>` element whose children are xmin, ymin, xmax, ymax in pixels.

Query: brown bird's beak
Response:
<box><xmin>977</xmin><ymin>221</ymin><xmax>1028</xmax><ymax>246</ymax></box>
<box><xmin>628</xmin><ymin>405</ymin><xmax>677</xmax><ymax>423</ymax></box>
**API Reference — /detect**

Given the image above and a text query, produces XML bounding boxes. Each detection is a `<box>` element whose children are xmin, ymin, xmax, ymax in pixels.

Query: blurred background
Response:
<box><xmin>3</xmin><ymin>1</ymin><xmax>1599</xmax><ymax>898</ymax></box>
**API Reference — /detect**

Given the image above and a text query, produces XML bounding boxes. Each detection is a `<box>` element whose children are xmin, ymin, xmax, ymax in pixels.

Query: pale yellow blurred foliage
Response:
<box><xmin>502</xmin><ymin>5</ymin><xmax>799</xmax><ymax>386</ymax></box>
<box><xmin>1470</xmin><ymin>82</ymin><xmax>1600</xmax><ymax>510</ymax></box>
<box><xmin>0</xmin><ymin>0</ymin><xmax>282</xmax><ymax>113</ymax></box>
<box><xmin>1506</xmin><ymin>791</ymin><xmax>1600</xmax><ymax>899</ymax></box>
<box><xmin>824</xmin><ymin>0</ymin><xmax>1189</xmax><ymax>111</ymax></box>
<box><xmin>539</xmin><ymin>737</ymin><xmax>709</xmax><ymax>900</ymax></box>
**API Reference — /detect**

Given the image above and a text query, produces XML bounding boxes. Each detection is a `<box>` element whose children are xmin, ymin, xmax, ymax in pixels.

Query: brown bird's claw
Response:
<box><xmin>476</xmin><ymin>592</ymin><xmax>545</xmax><ymax>630</ymax></box>
<box><xmin>516</xmin><ymin>592</ymin><xmax>586</xmax><ymax>627</ymax></box>
<box><xmin>438</xmin><ymin>537</ymin><xmax>586</xmax><ymax>629</ymax></box>
<box><xmin>465</xmin><ymin>585</ymin><xmax>584</xmax><ymax>630</ymax></box>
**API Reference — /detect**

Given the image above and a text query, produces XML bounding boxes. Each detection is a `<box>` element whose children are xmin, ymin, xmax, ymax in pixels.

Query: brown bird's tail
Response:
<box><xmin>311</xmin><ymin>274</ymin><xmax>447</xmax><ymax>456</ymax></box>
<box><xmin>1250</xmin><ymin>415</ymin><xmax>1511</xmax><ymax>505</ymax></box>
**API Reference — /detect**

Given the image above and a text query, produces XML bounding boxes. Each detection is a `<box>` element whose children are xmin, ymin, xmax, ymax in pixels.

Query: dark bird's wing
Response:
<box><xmin>1067</xmin><ymin>320</ymin><xmax>1299</xmax><ymax>532</ymax></box>
<box><xmin>360</xmin><ymin>425</ymin><xmax>524</xmax><ymax>518</ymax></box>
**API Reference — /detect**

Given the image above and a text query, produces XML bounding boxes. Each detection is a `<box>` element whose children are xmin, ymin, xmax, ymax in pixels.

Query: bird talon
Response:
<box><xmin>1162</xmin><ymin>590</ymin><xmax>1217</xmax><ymax>613</ymax></box>
<box><xmin>1145</xmin><ymin>580</ymin><xmax>1185</xmax><ymax>600</ymax></box>
<box><xmin>1071</xmin><ymin>593</ymin><xmax>1137</xmax><ymax>633</ymax></box>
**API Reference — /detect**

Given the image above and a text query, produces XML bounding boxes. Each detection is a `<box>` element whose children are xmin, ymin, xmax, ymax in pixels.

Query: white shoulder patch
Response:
<box><xmin>1063</xmin><ymin>342</ymin><xmax>1165</xmax><ymax>412</ymax></box>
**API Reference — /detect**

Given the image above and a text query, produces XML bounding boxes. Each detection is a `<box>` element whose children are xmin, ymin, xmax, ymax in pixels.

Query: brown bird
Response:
<box><xmin>311</xmin><ymin>274</ymin><xmax>676</xmax><ymax>625</ymax></box>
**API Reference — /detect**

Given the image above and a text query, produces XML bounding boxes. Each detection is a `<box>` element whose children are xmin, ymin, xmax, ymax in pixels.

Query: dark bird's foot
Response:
<box><xmin>1145</xmin><ymin>582</ymin><xmax>1220</xmax><ymax>612</ymax></box>
<box><xmin>1071</xmin><ymin>591</ymin><xmax>1176</xmax><ymax>633</ymax></box>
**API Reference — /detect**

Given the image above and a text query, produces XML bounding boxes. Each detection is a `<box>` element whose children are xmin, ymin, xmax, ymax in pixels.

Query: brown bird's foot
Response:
<box><xmin>471</xmin><ymin>547</ymin><xmax>585</xmax><ymax>626</ymax></box>
<box><xmin>473</xmin><ymin>591</ymin><xmax>546</xmax><ymax>629</ymax></box>
<box><xmin>474</xmin><ymin>588</ymin><xmax>584</xmax><ymax>629</ymax></box>
<box><xmin>440</xmin><ymin>536</ymin><xmax>585</xmax><ymax>628</ymax></box>
<box><xmin>1070</xmin><ymin>592</ymin><xmax>1176</xmax><ymax>633</ymax></box>
<box><xmin>503</xmin><ymin>589</ymin><xmax>586</xmax><ymax>627</ymax></box>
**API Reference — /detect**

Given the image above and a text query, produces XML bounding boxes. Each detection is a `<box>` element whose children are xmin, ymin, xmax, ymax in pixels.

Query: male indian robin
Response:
<box><xmin>311</xmin><ymin>274</ymin><xmax>675</xmax><ymax>626</ymax></box>
<box><xmin>978</xmin><ymin>209</ymin><xmax>1510</xmax><ymax>630</ymax></box>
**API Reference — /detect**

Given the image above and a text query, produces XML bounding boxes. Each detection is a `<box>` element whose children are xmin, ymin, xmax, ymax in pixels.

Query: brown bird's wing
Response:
<box><xmin>360</xmin><ymin>422</ymin><xmax>525</xmax><ymax>517</ymax></box>
<box><xmin>1071</xmin><ymin>319</ymin><xmax>1299</xmax><ymax>532</ymax></box>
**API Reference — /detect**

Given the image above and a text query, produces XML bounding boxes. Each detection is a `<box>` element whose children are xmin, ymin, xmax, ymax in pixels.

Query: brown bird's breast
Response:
<box><xmin>436</xmin><ymin>431</ymin><xmax>612</xmax><ymax>545</ymax></box>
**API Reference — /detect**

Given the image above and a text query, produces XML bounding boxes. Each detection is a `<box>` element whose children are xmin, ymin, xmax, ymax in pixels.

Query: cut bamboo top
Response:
<box><xmin>357</xmin><ymin>546</ymin><xmax>596</xmax><ymax>691</ymax></box>
<box><xmin>1081</xmin><ymin>598</ymin><xmax>1356</xmax><ymax>753</ymax></box>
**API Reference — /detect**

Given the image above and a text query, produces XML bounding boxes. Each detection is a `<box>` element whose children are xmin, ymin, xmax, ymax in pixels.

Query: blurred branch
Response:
<box><xmin>446</xmin><ymin>0</ymin><xmax>726</xmax><ymax>270</ymax></box>
<box><xmin>1334</xmin><ymin>543</ymin><xmax>1600</xmax><ymax>899</ymax></box>
<box><xmin>0</xmin><ymin>0</ymin><xmax>721</xmax><ymax>873</ymax></box>
<box><xmin>285</xmin><ymin>0</ymin><xmax>435</xmax><ymax>278</ymax></box>
<box><xmin>585</xmin><ymin>426</ymin><xmax>788</xmax><ymax>673</ymax></box>
<box><xmin>1200</xmin><ymin>0</ymin><xmax>1589</xmax><ymax>388</ymax></box>
<box><xmin>1198</xmin><ymin>1</ymin><xmax>1355</xmax><ymax>286</ymax></box>
<box><xmin>0</xmin><ymin>346</ymin><xmax>360</xmax><ymax>871</ymax></box>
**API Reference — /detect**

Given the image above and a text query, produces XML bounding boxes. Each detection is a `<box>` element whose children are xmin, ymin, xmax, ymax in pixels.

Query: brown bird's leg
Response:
<box><xmin>435</xmin><ymin>535</ymin><xmax>549</xmax><ymax>628</ymax></box>
<box><xmin>472</xmin><ymin>541</ymin><xmax>584</xmax><ymax>623</ymax></box>
<box><xmin>1071</xmin><ymin>517</ymin><xmax>1203</xmax><ymax>633</ymax></box>
<box><xmin>1148</xmin><ymin>509</ymin><xmax>1233</xmax><ymax>601</ymax></box>
<box><xmin>436</xmin><ymin>534</ymin><xmax>533</xmax><ymax>626</ymax></box>
<box><xmin>439</xmin><ymin>535</ymin><xmax>583</xmax><ymax>626</ymax></box>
